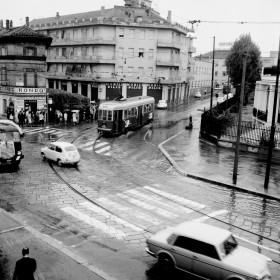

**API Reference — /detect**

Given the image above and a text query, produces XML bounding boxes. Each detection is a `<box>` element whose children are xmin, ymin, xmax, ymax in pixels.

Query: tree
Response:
<box><xmin>225</xmin><ymin>34</ymin><xmax>262</xmax><ymax>105</ymax></box>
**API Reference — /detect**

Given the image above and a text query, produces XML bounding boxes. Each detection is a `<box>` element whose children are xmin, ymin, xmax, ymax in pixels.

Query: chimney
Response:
<box><xmin>167</xmin><ymin>11</ymin><xmax>171</xmax><ymax>23</ymax></box>
<box><xmin>10</xmin><ymin>20</ymin><xmax>13</xmax><ymax>28</ymax></box>
<box><xmin>0</xmin><ymin>20</ymin><xmax>3</xmax><ymax>28</ymax></box>
<box><xmin>6</xmin><ymin>20</ymin><xmax>9</xmax><ymax>30</ymax></box>
<box><xmin>56</xmin><ymin>12</ymin><xmax>60</xmax><ymax>18</ymax></box>
<box><xmin>25</xmin><ymin>17</ymin><xmax>29</xmax><ymax>27</ymax></box>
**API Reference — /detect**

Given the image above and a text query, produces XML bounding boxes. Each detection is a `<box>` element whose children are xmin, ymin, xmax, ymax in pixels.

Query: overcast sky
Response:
<box><xmin>2</xmin><ymin>0</ymin><xmax>280</xmax><ymax>56</ymax></box>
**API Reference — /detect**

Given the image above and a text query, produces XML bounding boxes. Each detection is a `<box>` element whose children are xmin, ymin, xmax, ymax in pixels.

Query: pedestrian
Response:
<box><xmin>64</xmin><ymin>112</ymin><xmax>68</xmax><ymax>125</ymax></box>
<box><xmin>94</xmin><ymin>105</ymin><xmax>98</xmax><ymax>122</ymax></box>
<box><xmin>72</xmin><ymin>112</ymin><xmax>77</xmax><ymax>125</ymax></box>
<box><xmin>13</xmin><ymin>247</ymin><xmax>37</xmax><ymax>280</ymax></box>
<box><xmin>90</xmin><ymin>107</ymin><xmax>94</xmax><ymax>123</ymax></box>
<box><xmin>18</xmin><ymin>110</ymin><xmax>24</xmax><ymax>128</ymax></box>
<box><xmin>39</xmin><ymin>111</ymin><xmax>44</xmax><ymax>127</ymax></box>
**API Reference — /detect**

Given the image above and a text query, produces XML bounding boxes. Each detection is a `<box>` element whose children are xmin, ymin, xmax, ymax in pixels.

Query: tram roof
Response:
<box><xmin>99</xmin><ymin>96</ymin><xmax>155</xmax><ymax>110</ymax></box>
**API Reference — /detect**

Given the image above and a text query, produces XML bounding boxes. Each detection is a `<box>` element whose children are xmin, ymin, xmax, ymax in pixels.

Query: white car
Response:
<box><xmin>146</xmin><ymin>221</ymin><xmax>271</xmax><ymax>280</ymax></box>
<box><xmin>41</xmin><ymin>141</ymin><xmax>80</xmax><ymax>167</ymax></box>
<box><xmin>157</xmin><ymin>100</ymin><xmax>168</xmax><ymax>109</ymax></box>
<box><xmin>194</xmin><ymin>91</ymin><xmax>202</xmax><ymax>98</ymax></box>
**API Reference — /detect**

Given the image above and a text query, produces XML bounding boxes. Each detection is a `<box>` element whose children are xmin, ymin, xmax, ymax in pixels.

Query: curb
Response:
<box><xmin>158</xmin><ymin>130</ymin><xmax>280</xmax><ymax>202</ymax></box>
<box><xmin>0</xmin><ymin>208</ymin><xmax>116</xmax><ymax>280</ymax></box>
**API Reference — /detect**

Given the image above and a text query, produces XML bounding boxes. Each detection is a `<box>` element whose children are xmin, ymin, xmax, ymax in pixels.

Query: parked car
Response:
<box><xmin>194</xmin><ymin>91</ymin><xmax>202</xmax><ymax>98</ymax></box>
<box><xmin>146</xmin><ymin>221</ymin><xmax>271</xmax><ymax>280</ymax></box>
<box><xmin>41</xmin><ymin>141</ymin><xmax>80</xmax><ymax>167</ymax></box>
<box><xmin>157</xmin><ymin>100</ymin><xmax>168</xmax><ymax>109</ymax></box>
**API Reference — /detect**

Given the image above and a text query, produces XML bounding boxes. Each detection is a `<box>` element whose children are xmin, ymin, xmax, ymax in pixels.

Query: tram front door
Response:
<box><xmin>114</xmin><ymin>110</ymin><xmax>123</xmax><ymax>134</ymax></box>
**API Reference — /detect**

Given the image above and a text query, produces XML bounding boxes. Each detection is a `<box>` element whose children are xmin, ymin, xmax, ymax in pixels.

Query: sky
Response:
<box><xmin>1</xmin><ymin>0</ymin><xmax>280</xmax><ymax>56</ymax></box>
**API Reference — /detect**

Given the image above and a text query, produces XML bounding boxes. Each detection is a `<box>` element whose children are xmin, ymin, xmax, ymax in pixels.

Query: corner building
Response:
<box><xmin>30</xmin><ymin>0</ymin><xmax>195</xmax><ymax>104</ymax></box>
<box><xmin>0</xmin><ymin>19</ymin><xmax>52</xmax><ymax>121</ymax></box>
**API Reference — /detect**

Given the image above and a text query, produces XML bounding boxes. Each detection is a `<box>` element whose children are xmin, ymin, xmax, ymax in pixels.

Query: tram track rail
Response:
<box><xmin>42</xmin><ymin>125</ymin><xmax>280</xmax><ymax>265</ymax></box>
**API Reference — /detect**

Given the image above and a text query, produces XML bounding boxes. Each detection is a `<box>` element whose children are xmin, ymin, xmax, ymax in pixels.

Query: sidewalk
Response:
<box><xmin>159</xmin><ymin>125</ymin><xmax>280</xmax><ymax>201</ymax></box>
<box><xmin>0</xmin><ymin>209</ymin><xmax>104</xmax><ymax>280</ymax></box>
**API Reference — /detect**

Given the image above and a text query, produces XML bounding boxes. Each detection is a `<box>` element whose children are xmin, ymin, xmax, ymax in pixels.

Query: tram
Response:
<box><xmin>97</xmin><ymin>96</ymin><xmax>155</xmax><ymax>136</ymax></box>
<box><xmin>0</xmin><ymin>120</ymin><xmax>24</xmax><ymax>167</ymax></box>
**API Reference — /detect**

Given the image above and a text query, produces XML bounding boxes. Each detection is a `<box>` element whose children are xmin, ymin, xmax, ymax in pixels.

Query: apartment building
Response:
<box><xmin>29</xmin><ymin>0</ymin><xmax>195</xmax><ymax>104</ymax></box>
<box><xmin>196</xmin><ymin>50</ymin><xmax>230</xmax><ymax>88</ymax></box>
<box><xmin>0</xmin><ymin>18</ymin><xmax>52</xmax><ymax>120</ymax></box>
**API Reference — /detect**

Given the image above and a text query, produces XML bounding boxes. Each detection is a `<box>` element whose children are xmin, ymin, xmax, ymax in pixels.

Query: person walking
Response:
<box><xmin>64</xmin><ymin>112</ymin><xmax>68</xmax><ymax>125</ymax></box>
<box><xmin>18</xmin><ymin>110</ymin><xmax>25</xmax><ymax>128</ymax></box>
<box><xmin>39</xmin><ymin>112</ymin><xmax>44</xmax><ymax>127</ymax></box>
<box><xmin>13</xmin><ymin>247</ymin><xmax>37</xmax><ymax>280</ymax></box>
<box><xmin>72</xmin><ymin>112</ymin><xmax>77</xmax><ymax>125</ymax></box>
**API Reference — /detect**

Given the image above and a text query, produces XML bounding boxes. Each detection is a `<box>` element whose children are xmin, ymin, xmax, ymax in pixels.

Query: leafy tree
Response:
<box><xmin>225</xmin><ymin>34</ymin><xmax>262</xmax><ymax>105</ymax></box>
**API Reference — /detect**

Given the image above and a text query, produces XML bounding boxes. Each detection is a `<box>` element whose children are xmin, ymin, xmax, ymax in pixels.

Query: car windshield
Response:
<box><xmin>64</xmin><ymin>146</ymin><xmax>77</xmax><ymax>152</ymax></box>
<box><xmin>221</xmin><ymin>235</ymin><xmax>238</xmax><ymax>256</ymax></box>
<box><xmin>159</xmin><ymin>101</ymin><xmax>165</xmax><ymax>104</ymax></box>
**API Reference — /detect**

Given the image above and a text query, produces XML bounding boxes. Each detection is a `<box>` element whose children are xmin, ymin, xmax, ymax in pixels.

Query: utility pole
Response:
<box><xmin>210</xmin><ymin>36</ymin><xmax>215</xmax><ymax>115</ymax></box>
<box><xmin>233</xmin><ymin>52</ymin><xmax>247</xmax><ymax>184</ymax></box>
<box><xmin>264</xmin><ymin>38</ymin><xmax>280</xmax><ymax>189</ymax></box>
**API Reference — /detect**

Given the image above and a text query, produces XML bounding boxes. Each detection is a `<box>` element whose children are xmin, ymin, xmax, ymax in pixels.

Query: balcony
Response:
<box><xmin>156</xmin><ymin>58</ymin><xmax>180</xmax><ymax>67</ymax></box>
<box><xmin>188</xmin><ymin>46</ymin><xmax>196</xmax><ymax>53</ymax></box>
<box><xmin>157</xmin><ymin>40</ymin><xmax>182</xmax><ymax>49</ymax></box>
<box><xmin>47</xmin><ymin>55</ymin><xmax>116</xmax><ymax>64</ymax></box>
<box><xmin>51</xmin><ymin>37</ymin><xmax>116</xmax><ymax>46</ymax></box>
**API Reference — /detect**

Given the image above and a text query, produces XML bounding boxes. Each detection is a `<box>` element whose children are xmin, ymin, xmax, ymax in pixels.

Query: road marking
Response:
<box><xmin>191</xmin><ymin>210</ymin><xmax>228</xmax><ymax>222</ymax></box>
<box><xmin>61</xmin><ymin>206</ymin><xmax>127</xmax><ymax>239</ymax></box>
<box><xmin>95</xmin><ymin>142</ymin><xmax>109</xmax><ymax>148</ymax></box>
<box><xmin>117</xmin><ymin>193</ymin><xmax>178</xmax><ymax>219</ymax></box>
<box><xmin>95</xmin><ymin>145</ymin><xmax>111</xmax><ymax>154</ymax></box>
<box><xmin>97</xmin><ymin>197</ymin><xmax>163</xmax><ymax>226</ymax></box>
<box><xmin>144</xmin><ymin>186</ymin><xmax>206</xmax><ymax>209</ymax></box>
<box><xmin>77</xmin><ymin>140</ymin><xmax>95</xmax><ymax>149</ymax></box>
<box><xmin>80</xmin><ymin>201</ymin><xmax>143</xmax><ymax>232</ymax></box>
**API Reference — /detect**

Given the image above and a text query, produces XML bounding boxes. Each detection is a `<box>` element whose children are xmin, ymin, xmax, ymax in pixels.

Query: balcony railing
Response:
<box><xmin>157</xmin><ymin>40</ymin><xmax>182</xmax><ymax>49</ymax></box>
<box><xmin>156</xmin><ymin>58</ymin><xmax>180</xmax><ymax>67</ymax></box>
<box><xmin>51</xmin><ymin>37</ymin><xmax>116</xmax><ymax>46</ymax></box>
<box><xmin>47</xmin><ymin>55</ymin><xmax>115</xmax><ymax>64</ymax></box>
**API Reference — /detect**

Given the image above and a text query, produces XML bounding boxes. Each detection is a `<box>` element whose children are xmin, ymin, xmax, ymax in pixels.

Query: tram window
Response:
<box><xmin>124</xmin><ymin>110</ymin><xmax>127</xmax><ymax>119</ymax></box>
<box><xmin>98</xmin><ymin>110</ymin><xmax>102</xmax><ymax>119</ymax></box>
<box><xmin>108</xmin><ymin>111</ymin><xmax>113</xmax><ymax>121</ymax></box>
<box><xmin>102</xmin><ymin>110</ymin><xmax>107</xmax><ymax>121</ymax></box>
<box><xmin>128</xmin><ymin>109</ymin><xmax>132</xmax><ymax>117</ymax></box>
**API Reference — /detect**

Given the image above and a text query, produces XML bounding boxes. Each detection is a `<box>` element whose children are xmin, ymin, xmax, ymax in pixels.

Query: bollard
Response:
<box><xmin>185</xmin><ymin>115</ymin><xmax>193</xmax><ymax>130</ymax></box>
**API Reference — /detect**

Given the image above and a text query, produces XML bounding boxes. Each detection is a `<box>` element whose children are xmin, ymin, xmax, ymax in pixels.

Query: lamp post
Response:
<box><xmin>264</xmin><ymin>37</ymin><xmax>280</xmax><ymax>189</ymax></box>
<box><xmin>210</xmin><ymin>36</ymin><xmax>215</xmax><ymax>115</ymax></box>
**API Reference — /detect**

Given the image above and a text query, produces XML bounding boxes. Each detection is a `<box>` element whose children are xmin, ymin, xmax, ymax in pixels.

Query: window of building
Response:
<box><xmin>215</xmin><ymin>71</ymin><xmax>218</xmax><ymax>76</ymax></box>
<box><xmin>119</xmin><ymin>28</ymin><xmax>124</xmax><ymax>38</ymax></box>
<box><xmin>139</xmin><ymin>29</ymin><xmax>145</xmax><ymax>39</ymax></box>
<box><xmin>148</xmin><ymin>67</ymin><xmax>153</xmax><ymax>75</ymax></box>
<box><xmin>61</xmin><ymin>30</ymin><xmax>65</xmax><ymax>39</ymax></box>
<box><xmin>62</xmin><ymin>48</ymin><xmax>67</xmax><ymax>58</ymax></box>
<box><xmin>118</xmin><ymin>66</ymin><xmax>123</xmax><ymax>75</ymax></box>
<box><xmin>24</xmin><ymin>69</ymin><xmax>37</xmax><ymax>87</ymax></box>
<box><xmin>119</xmin><ymin>47</ymin><xmax>124</xmax><ymax>58</ymax></box>
<box><xmin>148</xmin><ymin>49</ymin><xmax>154</xmax><ymax>58</ymax></box>
<box><xmin>223</xmin><ymin>71</ymin><xmax>227</xmax><ymax>76</ymax></box>
<box><xmin>149</xmin><ymin>30</ymin><xmax>154</xmax><ymax>39</ymax></box>
<box><xmin>0</xmin><ymin>67</ymin><xmax>7</xmax><ymax>84</ymax></box>
<box><xmin>129</xmin><ymin>29</ymin><xmax>135</xmax><ymax>39</ymax></box>
<box><xmin>23</xmin><ymin>47</ymin><xmax>37</xmax><ymax>56</ymax></box>
<box><xmin>128</xmin><ymin>67</ymin><xmax>133</xmax><ymax>77</ymax></box>
<box><xmin>139</xmin><ymin>48</ymin><xmax>144</xmax><ymax>57</ymax></box>
<box><xmin>128</xmin><ymin>48</ymin><xmax>134</xmax><ymax>58</ymax></box>
<box><xmin>138</xmin><ymin>67</ymin><xmax>144</xmax><ymax>76</ymax></box>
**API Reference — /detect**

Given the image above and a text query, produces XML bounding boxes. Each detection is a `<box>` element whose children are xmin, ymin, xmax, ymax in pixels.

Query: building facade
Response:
<box><xmin>196</xmin><ymin>50</ymin><xmax>230</xmax><ymax>89</ymax></box>
<box><xmin>0</xmin><ymin>18</ymin><xmax>52</xmax><ymax>121</ymax></box>
<box><xmin>29</xmin><ymin>0</ymin><xmax>195</xmax><ymax>104</ymax></box>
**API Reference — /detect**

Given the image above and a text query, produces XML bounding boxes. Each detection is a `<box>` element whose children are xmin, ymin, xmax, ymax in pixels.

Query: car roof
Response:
<box><xmin>174</xmin><ymin>222</ymin><xmax>231</xmax><ymax>245</ymax></box>
<box><xmin>52</xmin><ymin>141</ymin><xmax>75</xmax><ymax>148</ymax></box>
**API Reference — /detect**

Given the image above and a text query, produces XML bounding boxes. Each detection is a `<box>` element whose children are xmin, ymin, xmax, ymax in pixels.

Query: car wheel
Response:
<box><xmin>41</xmin><ymin>153</ymin><xmax>46</xmax><ymax>161</ymax></box>
<box><xmin>158</xmin><ymin>254</ymin><xmax>175</xmax><ymax>271</ymax></box>
<box><xmin>57</xmin><ymin>159</ymin><xmax>63</xmax><ymax>167</ymax></box>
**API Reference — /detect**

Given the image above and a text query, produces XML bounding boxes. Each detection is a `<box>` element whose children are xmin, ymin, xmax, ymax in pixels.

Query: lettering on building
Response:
<box><xmin>148</xmin><ymin>83</ymin><xmax>162</xmax><ymax>90</ymax></box>
<box><xmin>106</xmin><ymin>83</ymin><xmax>122</xmax><ymax>89</ymax></box>
<box><xmin>128</xmin><ymin>83</ymin><xmax>142</xmax><ymax>89</ymax></box>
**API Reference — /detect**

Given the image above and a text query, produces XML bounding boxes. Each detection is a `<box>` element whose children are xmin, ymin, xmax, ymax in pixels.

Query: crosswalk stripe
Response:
<box><xmin>124</xmin><ymin>188</ymin><xmax>193</xmax><ymax>214</ymax></box>
<box><xmin>104</xmin><ymin>152</ymin><xmax>111</xmax><ymax>156</ymax></box>
<box><xmin>95</xmin><ymin>145</ymin><xmax>111</xmax><ymax>154</ymax></box>
<box><xmin>50</xmin><ymin>131</ymin><xmax>66</xmax><ymax>135</ymax></box>
<box><xmin>80</xmin><ymin>201</ymin><xmax>143</xmax><ymax>232</ymax></box>
<box><xmin>84</xmin><ymin>147</ymin><xmax>93</xmax><ymax>151</ymax></box>
<box><xmin>117</xmin><ymin>193</ymin><xmax>178</xmax><ymax>219</ymax></box>
<box><xmin>95</xmin><ymin>142</ymin><xmax>109</xmax><ymax>148</ymax></box>
<box><xmin>191</xmin><ymin>210</ymin><xmax>228</xmax><ymax>223</ymax></box>
<box><xmin>77</xmin><ymin>141</ymin><xmax>96</xmax><ymax>149</ymax></box>
<box><xmin>97</xmin><ymin>197</ymin><xmax>163</xmax><ymax>226</ymax></box>
<box><xmin>61</xmin><ymin>206</ymin><xmax>127</xmax><ymax>239</ymax></box>
<box><xmin>144</xmin><ymin>186</ymin><xmax>206</xmax><ymax>209</ymax></box>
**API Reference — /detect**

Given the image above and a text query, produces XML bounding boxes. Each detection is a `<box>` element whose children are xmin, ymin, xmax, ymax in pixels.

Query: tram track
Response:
<box><xmin>39</xmin><ymin>124</ymin><xmax>280</xmax><ymax>265</ymax></box>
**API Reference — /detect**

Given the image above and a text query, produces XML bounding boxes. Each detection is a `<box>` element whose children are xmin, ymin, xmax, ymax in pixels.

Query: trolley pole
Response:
<box><xmin>210</xmin><ymin>36</ymin><xmax>215</xmax><ymax>115</ymax></box>
<box><xmin>233</xmin><ymin>52</ymin><xmax>247</xmax><ymax>184</ymax></box>
<box><xmin>264</xmin><ymin>38</ymin><xmax>280</xmax><ymax>189</ymax></box>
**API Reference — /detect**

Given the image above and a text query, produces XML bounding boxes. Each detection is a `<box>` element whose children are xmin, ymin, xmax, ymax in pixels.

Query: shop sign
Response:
<box><xmin>0</xmin><ymin>86</ymin><xmax>46</xmax><ymax>94</ymax></box>
<box><xmin>17</xmin><ymin>96</ymin><xmax>45</xmax><ymax>100</ymax></box>
<box><xmin>148</xmin><ymin>83</ymin><xmax>162</xmax><ymax>90</ymax></box>
<box><xmin>128</xmin><ymin>83</ymin><xmax>142</xmax><ymax>89</ymax></box>
<box><xmin>106</xmin><ymin>83</ymin><xmax>121</xmax><ymax>89</ymax></box>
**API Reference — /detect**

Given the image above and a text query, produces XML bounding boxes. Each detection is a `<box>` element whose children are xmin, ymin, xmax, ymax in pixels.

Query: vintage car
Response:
<box><xmin>41</xmin><ymin>141</ymin><xmax>80</xmax><ymax>167</ymax></box>
<box><xmin>157</xmin><ymin>100</ymin><xmax>168</xmax><ymax>109</ymax></box>
<box><xmin>146</xmin><ymin>221</ymin><xmax>271</xmax><ymax>280</ymax></box>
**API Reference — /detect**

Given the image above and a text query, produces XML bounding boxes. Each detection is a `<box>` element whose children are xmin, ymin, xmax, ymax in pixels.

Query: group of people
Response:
<box><xmin>18</xmin><ymin>109</ymin><xmax>45</xmax><ymax>128</ymax></box>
